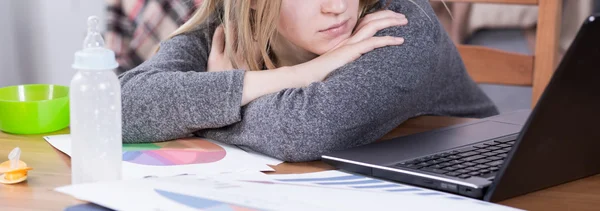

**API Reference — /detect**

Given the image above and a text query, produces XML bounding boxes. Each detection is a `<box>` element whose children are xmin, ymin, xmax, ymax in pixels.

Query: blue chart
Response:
<box><xmin>274</xmin><ymin>175</ymin><xmax>430</xmax><ymax>193</ymax></box>
<box><xmin>270</xmin><ymin>172</ymin><xmax>489</xmax><ymax>205</ymax></box>
<box><xmin>155</xmin><ymin>189</ymin><xmax>260</xmax><ymax>211</ymax></box>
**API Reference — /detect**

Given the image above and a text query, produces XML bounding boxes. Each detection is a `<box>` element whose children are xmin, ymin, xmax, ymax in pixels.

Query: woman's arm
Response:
<box><xmin>119</xmin><ymin>29</ymin><xmax>241</xmax><ymax>143</ymax></box>
<box><xmin>119</xmin><ymin>28</ymin><xmax>309</xmax><ymax>144</ymax></box>
<box><xmin>200</xmin><ymin>0</ymin><xmax>498</xmax><ymax>162</ymax></box>
<box><xmin>204</xmin><ymin>26</ymin><xmax>307</xmax><ymax>105</ymax></box>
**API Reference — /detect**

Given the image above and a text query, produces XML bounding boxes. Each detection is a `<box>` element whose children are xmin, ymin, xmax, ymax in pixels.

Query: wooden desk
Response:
<box><xmin>1</xmin><ymin>116</ymin><xmax>599</xmax><ymax>211</ymax></box>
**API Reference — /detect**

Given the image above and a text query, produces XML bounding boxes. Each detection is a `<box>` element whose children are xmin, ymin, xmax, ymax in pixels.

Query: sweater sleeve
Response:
<box><xmin>198</xmin><ymin>1</ymin><xmax>486</xmax><ymax>162</ymax></box>
<box><xmin>118</xmin><ymin>28</ymin><xmax>245</xmax><ymax>143</ymax></box>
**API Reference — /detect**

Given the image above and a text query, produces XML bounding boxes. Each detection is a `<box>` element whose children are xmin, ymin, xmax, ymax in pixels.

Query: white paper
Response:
<box><xmin>44</xmin><ymin>135</ymin><xmax>274</xmax><ymax>179</ymax></box>
<box><xmin>45</xmin><ymin>135</ymin><xmax>72</xmax><ymax>155</ymax></box>
<box><xmin>56</xmin><ymin>171</ymin><xmax>522</xmax><ymax>211</ymax></box>
<box><xmin>236</xmin><ymin>145</ymin><xmax>284</xmax><ymax>166</ymax></box>
<box><xmin>57</xmin><ymin>175</ymin><xmax>323</xmax><ymax>211</ymax></box>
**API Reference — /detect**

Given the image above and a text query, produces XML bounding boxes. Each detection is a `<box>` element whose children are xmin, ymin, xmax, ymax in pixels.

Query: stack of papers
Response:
<box><xmin>47</xmin><ymin>135</ymin><xmax>521</xmax><ymax>210</ymax></box>
<box><xmin>44</xmin><ymin>135</ymin><xmax>283</xmax><ymax>179</ymax></box>
<box><xmin>57</xmin><ymin>170</ymin><xmax>522</xmax><ymax>211</ymax></box>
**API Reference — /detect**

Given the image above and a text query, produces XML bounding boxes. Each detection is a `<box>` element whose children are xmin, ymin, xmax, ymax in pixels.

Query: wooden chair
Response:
<box><xmin>430</xmin><ymin>0</ymin><xmax>563</xmax><ymax>107</ymax></box>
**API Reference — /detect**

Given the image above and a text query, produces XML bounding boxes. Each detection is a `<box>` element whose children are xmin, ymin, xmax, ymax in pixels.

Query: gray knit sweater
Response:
<box><xmin>118</xmin><ymin>0</ymin><xmax>498</xmax><ymax>162</ymax></box>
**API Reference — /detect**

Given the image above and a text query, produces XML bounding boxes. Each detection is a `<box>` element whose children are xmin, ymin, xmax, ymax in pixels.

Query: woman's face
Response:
<box><xmin>278</xmin><ymin>0</ymin><xmax>360</xmax><ymax>55</ymax></box>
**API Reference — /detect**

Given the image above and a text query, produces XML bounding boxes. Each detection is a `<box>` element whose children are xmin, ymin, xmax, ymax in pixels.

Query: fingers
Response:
<box><xmin>355</xmin><ymin>10</ymin><xmax>405</xmax><ymax>33</ymax></box>
<box><xmin>349</xmin><ymin>13</ymin><xmax>407</xmax><ymax>45</ymax></box>
<box><xmin>318</xmin><ymin>36</ymin><xmax>404</xmax><ymax>74</ymax></box>
<box><xmin>208</xmin><ymin>25</ymin><xmax>233</xmax><ymax>72</ymax></box>
<box><xmin>353</xmin><ymin>36</ymin><xmax>404</xmax><ymax>55</ymax></box>
<box><xmin>349</xmin><ymin>17</ymin><xmax>407</xmax><ymax>45</ymax></box>
<box><xmin>210</xmin><ymin>25</ymin><xmax>226</xmax><ymax>57</ymax></box>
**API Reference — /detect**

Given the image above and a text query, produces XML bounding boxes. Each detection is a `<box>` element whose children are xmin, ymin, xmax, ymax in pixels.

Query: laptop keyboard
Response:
<box><xmin>393</xmin><ymin>135</ymin><xmax>517</xmax><ymax>180</ymax></box>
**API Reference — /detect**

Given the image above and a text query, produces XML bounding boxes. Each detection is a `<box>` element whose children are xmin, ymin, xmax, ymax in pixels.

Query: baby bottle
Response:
<box><xmin>70</xmin><ymin>16</ymin><xmax>122</xmax><ymax>184</ymax></box>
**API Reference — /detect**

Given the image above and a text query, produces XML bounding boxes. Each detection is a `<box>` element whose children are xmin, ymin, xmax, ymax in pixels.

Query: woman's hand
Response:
<box><xmin>294</xmin><ymin>10</ymin><xmax>408</xmax><ymax>85</ymax></box>
<box><xmin>207</xmin><ymin>25</ymin><xmax>248</xmax><ymax>72</ymax></box>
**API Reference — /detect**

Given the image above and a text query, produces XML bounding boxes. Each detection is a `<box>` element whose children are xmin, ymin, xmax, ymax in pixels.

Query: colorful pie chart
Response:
<box><xmin>122</xmin><ymin>138</ymin><xmax>226</xmax><ymax>166</ymax></box>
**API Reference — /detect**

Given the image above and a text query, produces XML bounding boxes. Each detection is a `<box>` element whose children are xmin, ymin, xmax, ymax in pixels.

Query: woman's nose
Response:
<box><xmin>321</xmin><ymin>0</ymin><xmax>347</xmax><ymax>15</ymax></box>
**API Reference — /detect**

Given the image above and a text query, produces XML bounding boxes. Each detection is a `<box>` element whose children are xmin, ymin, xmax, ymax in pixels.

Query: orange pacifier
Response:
<box><xmin>0</xmin><ymin>147</ymin><xmax>33</xmax><ymax>184</ymax></box>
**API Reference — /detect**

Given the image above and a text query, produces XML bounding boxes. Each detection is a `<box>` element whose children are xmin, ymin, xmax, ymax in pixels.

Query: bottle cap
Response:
<box><xmin>72</xmin><ymin>16</ymin><xmax>119</xmax><ymax>70</ymax></box>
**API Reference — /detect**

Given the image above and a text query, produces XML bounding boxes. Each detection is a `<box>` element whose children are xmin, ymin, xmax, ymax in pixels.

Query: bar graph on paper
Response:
<box><xmin>155</xmin><ymin>189</ymin><xmax>261</xmax><ymax>211</ymax></box>
<box><xmin>256</xmin><ymin>171</ymin><xmax>489</xmax><ymax>205</ymax></box>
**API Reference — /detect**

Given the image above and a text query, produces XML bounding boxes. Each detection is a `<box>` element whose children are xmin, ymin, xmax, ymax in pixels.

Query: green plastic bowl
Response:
<box><xmin>0</xmin><ymin>84</ymin><xmax>70</xmax><ymax>134</ymax></box>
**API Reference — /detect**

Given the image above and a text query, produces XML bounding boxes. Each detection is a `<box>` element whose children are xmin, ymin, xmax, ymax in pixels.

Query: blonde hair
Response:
<box><xmin>166</xmin><ymin>0</ymin><xmax>383</xmax><ymax>71</ymax></box>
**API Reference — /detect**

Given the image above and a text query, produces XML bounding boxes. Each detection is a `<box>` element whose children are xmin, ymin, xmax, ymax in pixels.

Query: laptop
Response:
<box><xmin>322</xmin><ymin>14</ymin><xmax>600</xmax><ymax>202</ymax></box>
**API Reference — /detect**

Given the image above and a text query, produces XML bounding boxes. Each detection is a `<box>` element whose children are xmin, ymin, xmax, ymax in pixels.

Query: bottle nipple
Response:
<box><xmin>0</xmin><ymin>147</ymin><xmax>26</xmax><ymax>173</ymax></box>
<box><xmin>83</xmin><ymin>16</ymin><xmax>105</xmax><ymax>49</ymax></box>
<box><xmin>72</xmin><ymin>15</ymin><xmax>119</xmax><ymax>70</ymax></box>
<box><xmin>8</xmin><ymin>147</ymin><xmax>20</xmax><ymax>169</ymax></box>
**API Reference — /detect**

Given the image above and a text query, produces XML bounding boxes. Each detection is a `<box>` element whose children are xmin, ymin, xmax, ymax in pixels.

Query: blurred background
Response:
<box><xmin>0</xmin><ymin>0</ymin><xmax>105</xmax><ymax>87</ymax></box>
<box><xmin>0</xmin><ymin>0</ymin><xmax>598</xmax><ymax>113</ymax></box>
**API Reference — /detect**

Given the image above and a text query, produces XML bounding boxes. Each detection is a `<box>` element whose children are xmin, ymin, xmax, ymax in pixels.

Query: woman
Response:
<box><xmin>119</xmin><ymin>0</ymin><xmax>498</xmax><ymax>162</ymax></box>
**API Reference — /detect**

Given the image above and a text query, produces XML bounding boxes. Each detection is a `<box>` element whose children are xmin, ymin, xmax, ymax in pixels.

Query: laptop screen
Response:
<box><xmin>486</xmin><ymin>15</ymin><xmax>600</xmax><ymax>202</ymax></box>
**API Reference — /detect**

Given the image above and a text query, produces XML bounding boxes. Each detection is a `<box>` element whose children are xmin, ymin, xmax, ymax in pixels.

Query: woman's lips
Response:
<box><xmin>319</xmin><ymin>19</ymin><xmax>350</xmax><ymax>38</ymax></box>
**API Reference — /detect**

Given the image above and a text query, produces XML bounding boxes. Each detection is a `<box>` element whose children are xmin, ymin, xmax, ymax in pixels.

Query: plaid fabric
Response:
<box><xmin>105</xmin><ymin>0</ymin><xmax>203</xmax><ymax>74</ymax></box>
